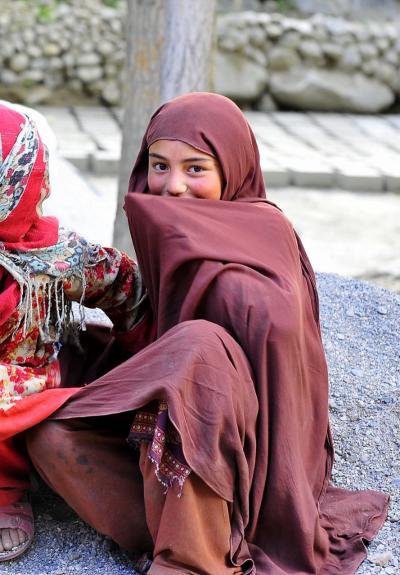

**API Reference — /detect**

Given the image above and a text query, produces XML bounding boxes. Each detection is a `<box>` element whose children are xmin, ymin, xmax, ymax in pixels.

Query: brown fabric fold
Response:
<box><xmin>51</xmin><ymin>319</ymin><xmax>261</xmax><ymax>571</ymax></box>
<box><xmin>127</xmin><ymin>194</ymin><xmax>389</xmax><ymax>574</ymax></box>
<box><xmin>53</xmin><ymin>196</ymin><xmax>389</xmax><ymax>573</ymax></box>
<box><xmin>52</xmin><ymin>320</ymin><xmax>258</xmax><ymax>503</ymax></box>
<box><xmin>123</xmin><ymin>193</ymin><xmax>386</xmax><ymax>574</ymax></box>
<box><xmin>50</xmin><ymin>92</ymin><xmax>388</xmax><ymax>573</ymax></box>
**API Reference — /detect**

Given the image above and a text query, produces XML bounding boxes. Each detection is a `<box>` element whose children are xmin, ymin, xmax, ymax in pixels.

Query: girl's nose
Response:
<box><xmin>164</xmin><ymin>172</ymin><xmax>188</xmax><ymax>196</ymax></box>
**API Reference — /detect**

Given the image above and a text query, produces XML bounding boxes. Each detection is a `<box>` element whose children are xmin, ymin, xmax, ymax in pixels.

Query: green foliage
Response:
<box><xmin>37</xmin><ymin>4</ymin><xmax>55</xmax><ymax>22</ymax></box>
<box><xmin>102</xmin><ymin>0</ymin><xmax>120</xmax><ymax>7</ymax></box>
<box><xmin>21</xmin><ymin>78</ymin><xmax>35</xmax><ymax>88</ymax></box>
<box><xmin>17</xmin><ymin>0</ymin><xmax>121</xmax><ymax>23</ymax></box>
<box><xmin>275</xmin><ymin>0</ymin><xmax>295</xmax><ymax>13</ymax></box>
<box><xmin>18</xmin><ymin>0</ymin><xmax>68</xmax><ymax>24</ymax></box>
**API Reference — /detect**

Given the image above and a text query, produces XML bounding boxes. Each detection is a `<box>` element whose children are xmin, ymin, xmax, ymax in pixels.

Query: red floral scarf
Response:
<box><xmin>0</xmin><ymin>104</ymin><xmax>102</xmax><ymax>340</ymax></box>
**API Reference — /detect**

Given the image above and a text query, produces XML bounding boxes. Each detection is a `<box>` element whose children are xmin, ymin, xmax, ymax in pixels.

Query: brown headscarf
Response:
<box><xmin>127</xmin><ymin>91</ymin><xmax>266</xmax><ymax>201</ymax></box>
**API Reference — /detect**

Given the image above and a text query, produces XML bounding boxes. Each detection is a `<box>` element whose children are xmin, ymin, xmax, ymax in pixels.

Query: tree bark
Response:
<box><xmin>113</xmin><ymin>0</ymin><xmax>216</xmax><ymax>253</ymax></box>
<box><xmin>114</xmin><ymin>0</ymin><xmax>164</xmax><ymax>255</ymax></box>
<box><xmin>160</xmin><ymin>0</ymin><xmax>216</xmax><ymax>101</ymax></box>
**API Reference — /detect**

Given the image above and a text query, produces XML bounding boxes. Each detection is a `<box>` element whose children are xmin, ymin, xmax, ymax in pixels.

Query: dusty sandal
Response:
<box><xmin>0</xmin><ymin>501</ymin><xmax>34</xmax><ymax>561</ymax></box>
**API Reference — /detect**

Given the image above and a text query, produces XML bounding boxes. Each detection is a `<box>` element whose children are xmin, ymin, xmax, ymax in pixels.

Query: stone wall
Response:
<box><xmin>219</xmin><ymin>0</ymin><xmax>400</xmax><ymax>21</ymax></box>
<box><xmin>216</xmin><ymin>12</ymin><xmax>400</xmax><ymax>112</ymax></box>
<box><xmin>293</xmin><ymin>0</ymin><xmax>400</xmax><ymax>19</ymax></box>
<box><xmin>0</xmin><ymin>0</ymin><xmax>125</xmax><ymax>106</ymax></box>
<box><xmin>1</xmin><ymin>0</ymin><xmax>400</xmax><ymax>113</ymax></box>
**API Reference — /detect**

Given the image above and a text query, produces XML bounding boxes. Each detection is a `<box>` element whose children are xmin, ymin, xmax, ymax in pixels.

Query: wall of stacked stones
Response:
<box><xmin>0</xmin><ymin>1</ymin><xmax>125</xmax><ymax>106</ymax></box>
<box><xmin>1</xmin><ymin>0</ymin><xmax>400</xmax><ymax>113</ymax></box>
<box><xmin>222</xmin><ymin>0</ymin><xmax>400</xmax><ymax>21</ymax></box>
<box><xmin>216</xmin><ymin>12</ymin><xmax>400</xmax><ymax>112</ymax></box>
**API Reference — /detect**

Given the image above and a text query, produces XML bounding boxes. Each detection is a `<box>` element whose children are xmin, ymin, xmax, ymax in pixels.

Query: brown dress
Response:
<box><xmin>27</xmin><ymin>93</ymin><xmax>389</xmax><ymax>574</ymax></box>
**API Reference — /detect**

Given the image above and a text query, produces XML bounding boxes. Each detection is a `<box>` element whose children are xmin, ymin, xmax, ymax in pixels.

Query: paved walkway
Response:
<box><xmin>37</xmin><ymin>105</ymin><xmax>400</xmax><ymax>192</ymax></box>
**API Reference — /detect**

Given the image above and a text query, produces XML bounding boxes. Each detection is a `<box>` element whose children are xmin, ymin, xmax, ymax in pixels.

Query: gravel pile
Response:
<box><xmin>318</xmin><ymin>273</ymin><xmax>399</xmax><ymax>575</ymax></box>
<box><xmin>1</xmin><ymin>273</ymin><xmax>398</xmax><ymax>575</ymax></box>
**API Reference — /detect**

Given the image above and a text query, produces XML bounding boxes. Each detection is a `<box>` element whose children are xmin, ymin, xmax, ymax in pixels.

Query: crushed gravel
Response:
<box><xmin>1</xmin><ymin>273</ymin><xmax>398</xmax><ymax>575</ymax></box>
<box><xmin>318</xmin><ymin>274</ymin><xmax>399</xmax><ymax>575</ymax></box>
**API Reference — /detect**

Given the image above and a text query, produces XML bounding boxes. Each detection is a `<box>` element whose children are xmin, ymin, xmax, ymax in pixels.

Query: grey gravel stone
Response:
<box><xmin>268</xmin><ymin>46</ymin><xmax>300</xmax><ymax>71</ymax></box>
<box><xmin>377</xmin><ymin>306</ymin><xmax>388</xmax><ymax>315</ymax></box>
<box><xmin>43</xmin><ymin>43</ymin><xmax>62</xmax><ymax>57</ymax></box>
<box><xmin>9</xmin><ymin>52</ymin><xmax>29</xmax><ymax>72</ymax></box>
<box><xmin>0</xmin><ymin>69</ymin><xmax>18</xmax><ymax>85</ymax></box>
<box><xmin>76</xmin><ymin>66</ymin><xmax>103</xmax><ymax>83</ymax></box>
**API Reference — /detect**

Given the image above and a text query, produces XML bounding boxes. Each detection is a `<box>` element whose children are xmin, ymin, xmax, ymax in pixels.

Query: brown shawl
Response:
<box><xmin>55</xmin><ymin>93</ymin><xmax>388</xmax><ymax>574</ymax></box>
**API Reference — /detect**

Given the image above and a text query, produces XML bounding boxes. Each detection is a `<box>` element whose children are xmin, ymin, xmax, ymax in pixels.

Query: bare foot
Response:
<box><xmin>0</xmin><ymin>527</ymin><xmax>27</xmax><ymax>553</ymax></box>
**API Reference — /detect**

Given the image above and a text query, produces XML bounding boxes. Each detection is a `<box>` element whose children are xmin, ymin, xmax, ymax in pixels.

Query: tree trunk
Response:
<box><xmin>113</xmin><ymin>0</ymin><xmax>216</xmax><ymax>253</ymax></box>
<box><xmin>160</xmin><ymin>0</ymin><xmax>216</xmax><ymax>101</ymax></box>
<box><xmin>113</xmin><ymin>0</ymin><xmax>164</xmax><ymax>255</ymax></box>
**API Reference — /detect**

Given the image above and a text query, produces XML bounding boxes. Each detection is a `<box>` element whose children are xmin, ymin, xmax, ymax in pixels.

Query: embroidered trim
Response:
<box><xmin>129</xmin><ymin>401</ymin><xmax>191</xmax><ymax>496</ymax></box>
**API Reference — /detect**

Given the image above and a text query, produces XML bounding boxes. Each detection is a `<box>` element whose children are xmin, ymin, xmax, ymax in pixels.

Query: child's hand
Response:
<box><xmin>63</xmin><ymin>276</ymin><xmax>83</xmax><ymax>300</ymax></box>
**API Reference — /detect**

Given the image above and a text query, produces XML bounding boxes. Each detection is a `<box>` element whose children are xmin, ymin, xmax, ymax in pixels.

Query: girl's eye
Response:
<box><xmin>188</xmin><ymin>165</ymin><xmax>204</xmax><ymax>173</ymax></box>
<box><xmin>153</xmin><ymin>162</ymin><xmax>168</xmax><ymax>171</ymax></box>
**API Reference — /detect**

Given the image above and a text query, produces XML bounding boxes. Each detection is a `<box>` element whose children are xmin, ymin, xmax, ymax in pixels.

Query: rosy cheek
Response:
<box><xmin>190</xmin><ymin>180</ymin><xmax>204</xmax><ymax>192</ymax></box>
<box><xmin>192</xmin><ymin>180</ymin><xmax>217</xmax><ymax>200</ymax></box>
<box><xmin>147</xmin><ymin>174</ymin><xmax>161</xmax><ymax>195</ymax></box>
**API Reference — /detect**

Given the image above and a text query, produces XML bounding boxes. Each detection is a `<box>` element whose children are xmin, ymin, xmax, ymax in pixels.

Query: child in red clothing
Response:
<box><xmin>0</xmin><ymin>103</ymin><xmax>143</xmax><ymax>559</ymax></box>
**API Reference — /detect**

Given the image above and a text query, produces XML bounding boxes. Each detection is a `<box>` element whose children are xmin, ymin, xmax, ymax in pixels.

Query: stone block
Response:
<box><xmin>336</xmin><ymin>169</ymin><xmax>384</xmax><ymax>191</ymax></box>
<box><xmin>352</xmin><ymin>116</ymin><xmax>398</xmax><ymax>143</ymax></box>
<box><xmin>215</xmin><ymin>50</ymin><xmax>269</xmax><ymax>102</ymax></box>
<box><xmin>290</xmin><ymin>166</ymin><xmax>335</xmax><ymax>188</ymax></box>
<box><xmin>375</xmin><ymin>162</ymin><xmax>400</xmax><ymax>192</ymax></box>
<box><xmin>74</xmin><ymin>106</ymin><xmax>121</xmax><ymax>139</ymax></box>
<box><xmin>91</xmin><ymin>150</ymin><xmax>120</xmax><ymax>175</ymax></box>
<box><xmin>283</xmin><ymin>157</ymin><xmax>335</xmax><ymax>187</ymax></box>
<box><xmin>269</xmin><ymin>111</ymin><xmax>313</xmax><ymax>125</ymax></box>
<box><xmin>262</xmin><ymin>167</ymin><xmax>291</xmax><ymax>188</ymax></box>
<box><xmin>37</xmin><ymin>107</ymin><xmax>80</xmax><ymax>132</ymax></box>
<box><xmin>100</xmin><ymin>137</ymin><xmax>122</xmax><ymax>153</ymax></box>
<box><xmin>270</xmin><ymin>68</ymin><xmax>395</xmax><ymax>113</ymax></box>
<box><xmin>268</xmin><ymin>46</ymin><xmax>299</xmax><ymax>71</ymax></box>
<box><xmin>59</xmin><ymin>151</ymin><xmax>90</xmax><ymax>171</ymax></box>
<box><xmin>385</xmin><ymin>175</ymin><xmax>400</xmax><ymax>193</ymax></box>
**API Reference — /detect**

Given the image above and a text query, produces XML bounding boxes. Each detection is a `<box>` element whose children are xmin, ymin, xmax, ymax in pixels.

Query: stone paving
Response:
<box><xmin>37</xmin><ymin>105</ymin><xmax>400</xmax><ymax>192</ymax></box>
<box><xmin>36</xmin><ymin>105</ymin><xmax>121</xmax><ymax>174</ymax></box>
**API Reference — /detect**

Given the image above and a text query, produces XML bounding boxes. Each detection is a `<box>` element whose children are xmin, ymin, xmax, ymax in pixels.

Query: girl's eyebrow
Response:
<box><xmin>148</xmin><ymin>152</ymin><xmax>213</xmax><ymax>163</ymax></box>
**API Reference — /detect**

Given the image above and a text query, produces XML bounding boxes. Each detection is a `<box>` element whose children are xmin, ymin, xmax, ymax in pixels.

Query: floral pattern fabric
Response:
<box><xmin>0</xmin><ymin>239</ymin><xmax>140</xmax><ymax>412</ymax></box>
<box><xmin>1</xmin><ymin>228</ymin><xmax>104</xmax><ymax>277</ymax></box>
<box><xmin>0</xmin><ymin>114</ymin><xmax>39</xmax><ymax>222</ymax></box>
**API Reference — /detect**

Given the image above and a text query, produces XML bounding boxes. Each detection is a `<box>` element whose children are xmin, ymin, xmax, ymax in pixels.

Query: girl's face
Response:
<box><xmin>147</xmin><ymin>139</ymin><xmax>222</xmax><ymax>200</ymax></box>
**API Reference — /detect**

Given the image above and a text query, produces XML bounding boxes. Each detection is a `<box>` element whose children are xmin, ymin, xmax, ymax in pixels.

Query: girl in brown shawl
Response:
<box><xmin>25</xmin><ymin>93</ymin><xmax>388</xmax><ymax>574</ymax></box>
